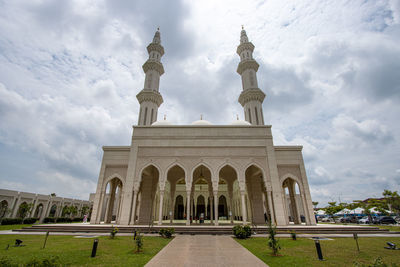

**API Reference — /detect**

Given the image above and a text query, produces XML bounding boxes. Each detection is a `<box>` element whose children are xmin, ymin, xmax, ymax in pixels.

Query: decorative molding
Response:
<box><xmin>238</xmin><ymin>88</ymin><xmax>266</xmax><ymax>106</ymax></box>
<box><xmin>136</xmin><ymin>90</ymin><xmax>164</xmax><ymax>107</ymax></box>
<box><xmin>146</xmin><ymin>43</ymin><xmax>164</xmax><ymax>56</ymax></box>
<box><xmin>142</xmin><ymin>60</ymin><xmax>164</xmax><ymax>75</ymax></box>
<box><xmin>236</xmin><ymin>42</ymin><xmax>255</xmax><ymax>55</ymax></box>
<box><xmin>236</xmin><ymin>59</ymin><xmax>259</xmax><ymax>75</ymax></box>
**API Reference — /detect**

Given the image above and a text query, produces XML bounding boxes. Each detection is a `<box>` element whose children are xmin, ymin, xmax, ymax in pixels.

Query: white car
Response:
<box><xmin>358</xmin><ymin>217</ymin><xmax>370</xmax><ymax>224</ymax></box>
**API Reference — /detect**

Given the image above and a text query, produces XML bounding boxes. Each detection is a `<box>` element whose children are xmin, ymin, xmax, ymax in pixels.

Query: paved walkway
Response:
<box><xmin>145</xmin><ymin>235</ymin><xmax>267</xmax><ymax>267</ymax></box>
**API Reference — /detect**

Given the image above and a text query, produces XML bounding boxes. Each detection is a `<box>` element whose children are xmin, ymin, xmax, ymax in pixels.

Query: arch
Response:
<box><xmin>138</xmin><ymin>163</ymin><xmax>162</xmax><ymax>185</ymax></box>
<box><xmin>165</xmin><ymin>162</ymin><xmax>187</xmax><ymax>178</ymax></box>
<box><xmin>174</xmin><ymin>195</ymin><xmax>184</xmax><ymax>219</ymax></box>
<box><xmin>49</xmin><ymin>204</ymin><xmax>57</xmax><ymax>217</ymax></box>
<box><xmin>34</xmin><ymin>203</ymin><xmax>44</xmax><ymax>218</ymax></box>
<box><xmin>196</xmin><ymin>195</ymin><xmax>206</xmax><ymax>219</ymax></box>
<box><xmin>281</xmin><ymin>173</ymin><xmax>303</xmax><ymax>188</ymax></box>
<box><xmin>216</xmin><ymin>163</ymin><xmax>239</xmax><ymax>178</ymax></box>
<box><xmin>103</xmin><ymin>173</ymin><xmax>125</xmax><ymax>192</ymax></box>
<box><xmin>0</xmin><ymin>200</ymin><xmax>8</xmax><ymax>218</ymax></box>
<box><xmin>282</xmin><ymin>176</ymin><xmax>303</xmax><ymax>224</ymax></box>
<box><xmin>244</xmin><ymin>162</ymin><xmax>266</xmax><ymax>179</ymax></box>
<box><xmin>191</xmin><ymin>163</ymin><xmax>213</xmax><ymax>185</ymax></box>
<box><xmin>218</xmin><ymin>195</ymin><xmax>228</xmax><ymax>218</ymax></box>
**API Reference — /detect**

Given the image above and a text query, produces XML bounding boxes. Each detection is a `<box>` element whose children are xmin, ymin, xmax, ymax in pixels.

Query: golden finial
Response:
<box><xmin>157</xmin><ymin>26</ymin><xmax>160</xmax><ymax>31</ymax></box>
<box><xmin>241</xmin><ymin>25</ymin><xmax>244</xmax><ymax>30</ymax></box>
<box><xmin>236</xmin><ymin>114</ymin><xmax>239</xmax><ymax>120</ymax></box>
<box><xmin>163</xmin><ymin>114</ymin><xmax>166</xmax><ymax>120</ymax></box>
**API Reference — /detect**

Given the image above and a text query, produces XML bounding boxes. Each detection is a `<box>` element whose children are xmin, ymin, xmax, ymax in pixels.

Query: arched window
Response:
<box><xmin>248</xmin><ymin>108</ymin><xmax>252</xmax><ymax>123</ymax></box>
<box><xmin>255</xmin><ymin>107</ymin><xmax>259</xmax><ymax>125</ymax></box>
<box><xmin>144</xmin><ymin>107</ymin><xmax>148</xmax><ymax>125</ymax></box>
<box><xmin>0</xmin><ymin>200</ymin><xmax>8</xmax><ymax>218</ymax></box>
<box><xmin>150</xmin><ymin>109</ymin><xmax>154</xmax><ymax>124</ymax></box>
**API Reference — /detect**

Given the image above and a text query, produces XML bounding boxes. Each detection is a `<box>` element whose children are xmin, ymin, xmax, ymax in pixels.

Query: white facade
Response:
<box><xmin>0</xmin><ymin>189</ymin><xmax>92</xmax><ymax>222</ymax></box>
<box><xmin>90</xmin><ymin>29</ymin><xmax>317</xmax><ymax>226</ymax></box>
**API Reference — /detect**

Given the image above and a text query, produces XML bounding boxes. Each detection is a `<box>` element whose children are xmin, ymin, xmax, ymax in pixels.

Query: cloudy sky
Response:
<box><xmin>0</xmin><ymin>0</ymin><xmax>399</xmax><ymax>206</ymax></box>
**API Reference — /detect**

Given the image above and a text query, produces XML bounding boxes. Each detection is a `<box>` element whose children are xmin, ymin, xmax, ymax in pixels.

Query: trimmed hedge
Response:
<box><xmin>23</xmin><ymin>218</ymin><xmax>38</xmax><ymax>224</ymax></box>
<box><xmin>72</xmin><ymin>217</ymin><xmax>84</xmax><ymax>222</ymax></box>
<box><xmin>1</xmin><ymin>218</ymin><xmax>23</xmax><ymax>225</ymax></box>
<box><xmin>232</xmin><ymin>225</ymin><xmax>252</xmax><ymax>239</ymax></box>
<box><xmin>56</xmin><ymin>217</ymin><xmax>72</xmax><ymax>223</ymax></box>
<box><xmin>159</xmin><ymin>228</ymin><xmax>175</xmax><ymax>238</ymax></box>
<box><xmin>44</xmin><ymin>217</ymin><xmax>56</xmax><ymax>223</ymax></box>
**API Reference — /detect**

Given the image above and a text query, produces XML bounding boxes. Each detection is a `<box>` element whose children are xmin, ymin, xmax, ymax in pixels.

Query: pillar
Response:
<box><xmin>158</xmin><ymin>190</ymin><xmax>164</xmax><ymax>225</ymax></box>
<box><xmin>130</xmin><ymin>190</ymin><xmax>138</xmax><ymax>225</ymax></box>
<box><xmin>213</xmin><ymin>191</ymin><xmax>218</xmax><ymax>226</ymax></box>
<box><xmin>210</xmin><ymin>194</ymin><xmax>214</xmax><ymax>223</ymax></box>
<box><xmin>186</xmin><ymin>190</ymin><xmax>191</xmax><ymax>225</ymax></box>
<box><xmin>267</xmin><ymin>190</ymin><xmax>276</xmax><ymax>224</ymax></box>
<box><xmin>240</xmin><ymin>190</ymin><xmax>247</xmax><ymax>225</ymax></box>
<box><xmin>288</xmin><ymin>181</ymin><xmax>300</xmax><ymax>224</ymax></box>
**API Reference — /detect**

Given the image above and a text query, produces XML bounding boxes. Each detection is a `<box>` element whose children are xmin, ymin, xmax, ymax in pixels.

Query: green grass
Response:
<box><xmin>372</xmin><ymin>225</ymin><xmax>400</xmax><ymax>232</ymax></box>
<box><xmin>0</xmin><ymin>234</ymin><xmax>171</xmax><ymax>266</ymax></box>
<box><xmin>0</xmin><ymin>224</ymin><xmax>33</xmax><ymax>231</ymax></box>
<box><xmin>235</xmin><ymin>237</ymin><xmax>400</xmax><ymax>267</ymax></box>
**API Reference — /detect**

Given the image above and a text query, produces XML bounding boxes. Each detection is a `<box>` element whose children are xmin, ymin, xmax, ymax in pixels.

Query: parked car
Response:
<box><xmin>358</xmin><ymin>216</ymin><xmax>370</xmax><ymax>224</ymax></box>
<box><xmin>320</xmin><ymin>216</ymin><xmax>333</xmax><ymax>222</ymax></box>
<box><xmin>340</xmin><ymin>216</ymin><xmax>358</xmax><ymax>223</ymax></box>
<box><xmin>375</xmin><ymin>216</ymin><xmax>397</xmax><ymax>224</ymax></box>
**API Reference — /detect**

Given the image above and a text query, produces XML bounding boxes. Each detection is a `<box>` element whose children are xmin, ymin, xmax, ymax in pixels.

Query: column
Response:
<box><xmin>240</xmin><ymin>190</ymin><xmax>247</xmax><ymax>225</ymax></box>
<box><xmin>158</xmin><ymin>190</ymin><xmax>164</xmax><ymax>225</ymax></box>
<box><xmin>267</xmin><ymin>190</ymin><xmax>276</xmax><ymax>224</ymax></box>
<box><xmin>213</xmin><ymin>191</ymin><xmax>218</xmax><ymax>226</ymax></box>
<box><xmin>288</xmin><ymin>181</ymin><xmax>300</xmax><ymax>224</ymax></box>
<box><xmin>186</xmin><ymin>190</ymin><xmax>191</xmax><ymax>225</ymax></box>
<box><xmin>130</xmin><ymin>190</ymin><xmax>138</xmax><ymax>225</ymax></box>
<box><xmin>210</xmin><ymin>194</ymin><xmax>214</xmax><ymax>223</ymax></box>
<box><xmin>95</xmin><ymin>192</ymin><xmax>105</xmax><ymax>223</ymax></box>
<box><xmin>11</xmin><ymin>195</ymin><xmax>21</xmax><ymax>218</ymax></box>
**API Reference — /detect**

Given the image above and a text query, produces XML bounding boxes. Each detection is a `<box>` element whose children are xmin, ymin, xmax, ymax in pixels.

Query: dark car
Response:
<box><xmin>376</xmin><ymin>216</ymin><xmax>397</xmax><ymax>224</ymax></box>
<box><xmin>340</xmin><ymin>216</ymin><xmax>358</xmax><ymax>223</ymax></box>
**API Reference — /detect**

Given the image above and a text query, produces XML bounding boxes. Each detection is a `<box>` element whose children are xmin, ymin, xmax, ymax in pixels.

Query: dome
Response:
<box><xmin>231</xmin><ymin>120</ymin><xmax>251</xmax><ymax>126</ymax></box>
<box><xmin>191</xmin><ymin>119</ymin><xmax>213</xmax><ymax>126</ymax></box>
<box><xmin>152</xmin><ymin>115</ymin><xmax>173</xmax><ymax>126</ymax></box>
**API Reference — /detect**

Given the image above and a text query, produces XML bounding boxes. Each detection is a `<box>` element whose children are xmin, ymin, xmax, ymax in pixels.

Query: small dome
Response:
<box><xmin>191</xmin><ymin>119</ymin><xmax>213</xmax><ymax>126</ymax></box>
<box><xmin>152</xmin><ymin>120</ymin><xmax>172</xmax><ymax>126</ymax></box>
<box><xmin>231</xmin><ymin>120</ymin><xmax>251</xmax><ymax>126</ymax></box>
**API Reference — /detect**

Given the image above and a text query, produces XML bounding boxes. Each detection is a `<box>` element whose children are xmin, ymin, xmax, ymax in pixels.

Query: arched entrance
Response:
<box><xmin>136</xmin><ymin>165</ymin><xmax>159</xmax><ymax>225</ymax></box>
<box><xmin>49</xmin><ymin>204</ymin><xmax>57</xmax><ymax>217</ymax></box>
<box><xmin>196</xmin><ymin>195</ymin><xmax>206</xmax><ymax>219</ymax></box>
<box><xmin>245</xmin><ymin>165</ymin><xmax>268</xmax><ymax>225</ymax></box>
<box><xmin>34</xmin><ymin>204</ymin><xmax>44</xmax><ymax>218</ymax></box>
<box><xmin>218</xmin><ymin>195</ymin><xmax>228</xmax><ymax>219</ymax></box>
<box><xmin>192</xmin><ymin>165</ymin><xmax>213</xmax><ymax>224</ymax></box>
<box><xmin>282</xmin><ymin>178</ymin><xmax>304</xmax><ymax>224</ymax></box>
<box><xmin>174</xmin><ymin>195</ymin><xmax>184</xmax><ymax>219</ymax></box>
<box><xmin>101</xmin><ymin>177</ymin><xmax>123</xmax><ymax>223</ymax></box>
<box><xmin>218</xmin><ymin>165</ymin><xmax>240</xmax><ymax>224</ymax></box>
<box><xmin>0</xmin><ymin>200</ymin><xmax>8</xmax><ymax>218</ymax></box>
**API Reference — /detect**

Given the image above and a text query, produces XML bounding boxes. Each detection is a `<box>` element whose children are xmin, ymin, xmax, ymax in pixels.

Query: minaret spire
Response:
<box><xmin>136</xmin><ymin>28</ymin><xmax>165</xmax><ymax>125</ymax></box>
<box><xmin>236</xmin><ymin>27</ymin><xmax>266</xmax><ymax>125</ymax></box>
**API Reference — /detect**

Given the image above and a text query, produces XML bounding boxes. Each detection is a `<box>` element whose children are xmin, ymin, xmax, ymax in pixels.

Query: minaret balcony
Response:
<box><xmin>236</xmin><ymin>42</ymin><xmax>255</xmax><ymax>55</ymax></box>
<box><xmin>136</xmin><ymin>89</ymin><xmax>164</xmax><ymax>107</ymax></box>
<box><xmin>147</xmin><ymin>43</ymin><xmax>165</xmax><ymax>56</ymax></box>
<box><xmin>236</xmin><ymin>60</ymin><xmax>259</xmax><ymax>75</ymax></box>
<box><xmin>238</xmin><ymin>88</ymin><xmax>266</xmax><ymax>106</ymax></box>
<box><xmin>142</xmin><ymin>60</ymin><xmax>165</xmax><ymax>75</ymax></box>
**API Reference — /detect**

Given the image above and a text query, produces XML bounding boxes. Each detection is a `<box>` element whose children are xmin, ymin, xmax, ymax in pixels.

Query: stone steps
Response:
<box><xmin>12</xmin><ymin>224</ymin><xmax>396</xmax><ymax>235</ymax></box>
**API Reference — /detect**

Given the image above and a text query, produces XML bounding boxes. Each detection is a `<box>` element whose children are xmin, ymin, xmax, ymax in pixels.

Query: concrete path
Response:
<box><xmin>145</xmin><ymin>235</ymin><xmax>267</xmax><ymax>267</ymax></box>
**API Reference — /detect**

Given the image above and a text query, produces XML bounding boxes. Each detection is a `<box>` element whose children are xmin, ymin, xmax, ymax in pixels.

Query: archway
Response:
<box><xmin>34</xmin><ymin>204</ymin><xmax>44</xmax><ymax>218</ymax></box>
<box><xmin>192</xmin><ymin>165</ymin><xmax>213</xmax><ymax>224</ymax></box>
<box><xmin>101</xmin><ymin>177</ymin><xmax>123</xmax><ymax>223</ymax></box>
<box><xmin>218</xmin><ymin>165</ymin><xmax>240</xmax><ymax>224</ymax></box>
<box><xmin>218</xmin><ymin>195</ymin><xmax>228</xmax><ymax>219</ymax></box>
<box><xmin>174</xmin><ymin>195</ymin><xmax>184</xmax><ymax>219</ymax></box>
<box><xmin>0</xmin><ymin>200</ymin><xmax>8</xmax><ymax>218</ymax></box>
<box><xmin>136</xmin><ymin>165</ymin><xmax>159</xmax><ymax>225</ymax></box>
<box><xmin>49</xmin><ymin>204</ymin><xmax>57</xmax><ymax>217</ymax></box>
<box><xmin>282</xmin><ymin>178</ymin><xmax>304</xmax><ymax>224</ymax></box>
<box><xmin>245</xmin><ymin>165</ymin><xmax>267</xmax><ymax>225</ymax></box>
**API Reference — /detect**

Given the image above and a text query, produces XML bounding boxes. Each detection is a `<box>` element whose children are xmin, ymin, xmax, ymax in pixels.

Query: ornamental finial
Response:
<box><xmin>164</xmin><ymin>114</ymin><xmax>166</xmax><ymax>120</ymax></box>
<box><xmin>157</xmin><ymin>26</ymin><xmax>160</xmax><ymax>31</ymax></box>
<box><xmin>242</xmin><ymin>25</ymin><xmax>244</xmax><ymax>30</ymax></box>
<box><xmin>236</xmin><ymin>114</ymin><xmax>239</xmax><ymax>120</ymax></box>
<box><xmin>200</xmin><ymin>114</ymin><xmax>203</xmax><ymax>120</ymax></box>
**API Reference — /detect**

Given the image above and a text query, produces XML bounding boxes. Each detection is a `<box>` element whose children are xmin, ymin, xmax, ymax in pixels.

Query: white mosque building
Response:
<box><xmin>90</xmin><ymin>28</ymin><xmax>316</xmax><ymax>226</ymax></box>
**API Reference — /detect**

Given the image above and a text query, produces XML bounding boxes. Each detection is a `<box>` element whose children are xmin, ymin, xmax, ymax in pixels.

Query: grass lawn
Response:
<box><xmin>236</xmin><ymin>237</ymin><xmax>400</xmax><ymax>267</ymax></box>
<box><xmin>0</xmin><ymin>234</ymin><xmax>171</xmax><ymax>266</ymax></box>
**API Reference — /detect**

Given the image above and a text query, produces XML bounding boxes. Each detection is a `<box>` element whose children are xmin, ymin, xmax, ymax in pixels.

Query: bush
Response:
<box><xmin>110</xmin><ymin>226</ymin><xmax>118</xmax><ymax>239</ymax></box>
<box><xmin>159</xmin><ymin>228</ymin><xmax>175</xmax><ymax>238</ymax></box>
<box><xmin>290</xmin><ymin>231</ymin><xmax>297</xmax><ymax>240</ymax></box>
<box><xmin>56</xmin><ymin>217</ymin><xmax>72</xmax><ymax>223</ymax></box>
<box><xmin>43</xmin><ymin>217</ymin><xmax>56</xmax><ymax>223</ymax></box>
<box><xmin>23</xmin><ymin>218</ymin><xmax>38</xmax><ymax>224</ymax></box>
<box><xmin>1</xmin><ymin>218</ymin><xmax>23</xmax><ymax>225</ymax></box>
<box><xmin>72</xmin><ymin>217</ymin><xmax>84</xmax><ymax>222</ymax></box>
<box><xmin>135</xmin><ymin>232</ymin><xmax>143</xmax><ymax>253</ymax></box>
<box><xmin>267</xmin><ymin>220</ymin><xmax>281</xmax><ymax>256</ymax></box>
<box><xmin>0</xmin><ymin>256</ymin><xmax>18</xmax><ymax>267</ymax></box>
<box><xmin>232</xmin><ymin>225</ymin><xmax>251</xmax><ymax>239</ymax></box>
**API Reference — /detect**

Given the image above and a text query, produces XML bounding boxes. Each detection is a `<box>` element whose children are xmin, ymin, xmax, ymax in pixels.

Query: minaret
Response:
<box><xmin>136</xmin><ymin>29</ymin><xmax>165</xmax><ymax>125</ymax></box>
<box><xmin>236</xmin><ymin>27</ymin><xmax>266</xmax><ymax>125</ymax></box>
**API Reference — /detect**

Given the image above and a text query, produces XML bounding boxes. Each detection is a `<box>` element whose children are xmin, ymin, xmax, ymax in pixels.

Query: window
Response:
<box><xmin>255</xmin><ymin>107</ymin><xmax>259</xmax><ymax>125</ymax></box>
<box><xmin>248</xmin><ymin>108</ymin><xmax>252</xmax><ymax>123</ymax></box>
<box><xmin>144</xmin><ymin>107</ymin><xmax>148</xmax><ymax>125</ymax></box>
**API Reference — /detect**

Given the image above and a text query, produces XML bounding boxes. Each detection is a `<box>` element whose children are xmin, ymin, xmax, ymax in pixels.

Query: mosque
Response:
<box><xmin>90</xmin><ymin>28</ymin><xmax>317</xmax><ymax>226</ymax></box>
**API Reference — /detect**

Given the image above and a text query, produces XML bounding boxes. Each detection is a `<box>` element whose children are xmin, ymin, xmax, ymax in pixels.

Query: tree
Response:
<box><xmin>324</xmin><ymin>202</ymin><xmax>344</xmax><ymax>223</ymax></box>
<box><xmin>17</xmin><ymin>203</ymin><xmax>34</xmax><ymax>219</ymax></box>
<box><xmin>312</xmin><ymin>201</ymin><xmax>319</xmax><ymax>209</ymax></box>
<box><xmin>50</xmin><ymin>193</ymin><xmax>56</xmax><ymax>197</ymax></box>
<box><xmin>383</xmin><ymin>190</ymin><xmax>400</xmax><ymax>214</ymax></box>
<box><xmin>80</xmin><ymin>206</ymin><xmax>90</xmax><ymax>216</ymax></box>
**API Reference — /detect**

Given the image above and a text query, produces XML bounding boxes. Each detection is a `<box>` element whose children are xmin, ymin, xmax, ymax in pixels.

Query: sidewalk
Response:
<box><xmin>145</xmin><ymin>235</ymin><xmax>268</xmax><ymax>267</ymax></box>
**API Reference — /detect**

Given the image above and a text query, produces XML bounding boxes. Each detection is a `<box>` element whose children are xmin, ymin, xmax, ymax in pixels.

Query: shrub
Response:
<box><xmin>1</xmin><ymin>218</ymin><xmax>23</xmax><ymax>225</ymax></box>
<box><xmin>135</xmin><ymin>232</ymin><xmax>143</xmax><ymax>253</ymax></box>
<box><xmin>72</xmin><ymin>217</ymin><xmax>84</xmax><ymax>222</ymax></box>
<box><xmin>25</xmin><ymin>256</ymin><xmax>60</xmax><ymax>267</ymax></box>
<box><xmin>290</xmin><ymin>231</ymin><xmax>297</xmax><ymax>240</ymax></box>
<box><xmin>159</xmin><ymin>228</ymin><xmax>175</xmax><ymax>238</ymax></box>
<box><xmin>0</xmin><ymin>256</ymin><xmax>17</xmax><ymax>267</ymax></box>
<box><xmin>110</xmin><ymin>226</ymin><xmax>118</xmax><ymax>239</ymax></box>
<box><xmin>267</xmin><ymin>220</ymin><xmax>281</xmax><ymax>256</ymax></box>
<box><xmin>43</xmin><ymin>217</ymin><xmax>56</xmax><ymax>223</ymax></box>
<box><xmin>23</xmin><ymin>218</ymin><xmax>38</xmax><ymax>224</ymax></box>
<box><xmin>232</xmin><ymin>225</ymin><xmax>251</xmax><ymax>239</ymax></box>
<box><xmin>353</xmin><ymin>256</ymin><xmax>398</xmax><ymax>267</ymax></box>
<box><xmin>56</xmin><ymin>217</ymin><xmax>72</xmax><ymax>223</ymax></box>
